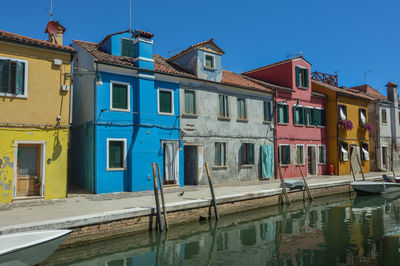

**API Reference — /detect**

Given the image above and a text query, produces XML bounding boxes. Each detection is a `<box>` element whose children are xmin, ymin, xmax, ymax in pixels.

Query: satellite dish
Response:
<box><xmin>45</xmin><ymin>21</ymin><xmax>65</xmax><ymax>34</ymax></box>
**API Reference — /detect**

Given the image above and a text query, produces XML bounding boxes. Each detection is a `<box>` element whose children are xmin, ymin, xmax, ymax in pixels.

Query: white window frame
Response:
<box><xmin>277</xmin><ymin>102</ymin><xmax>289</xmax><ymax>125</ymax></box>
<box><xmin>279</xmin><ymin>144</ymin><xmax>291</xmax><ymax>165</ymax></box>
<box><xmin>106</xmin><ymin>138</ymin><xmax>127</xmax><ymax>171</ymax></box>
<box><xmin>204</xmin><ymin>53</ymin><xmax>216</xmax><ymax>70</ymax></box>
<box><xmin>296</xmin><ymin>144</ymin><xmax>305</xmax><ymax>165</ymax></box>
<box><xmin>381</xmin><ymin>108</ymin><xmax>388</xmax><ymax>124</ymax></box>
<box><xmin>296</xmin><ymin>65</ymin><xmax>308</xmax><ymax>89</ymax></box>
<box><xmin>293</xmin><ymin>104</ymin><xmax>304</xmax><ymax>126</ymax></box>
<box><xmin>183</xmin><ymin>89</ymin><xmax>197</xmax><ymax>115</ymax></box>
<box><xmin>215</xmin><ymin>142</ymin><xmax>227</xmax><ymax>167</ymax></box>
<box><xmin>0</xmin><ymin>56</ymin><xmax>28</xmax><ymax>98</ymax></box>
<box><xmin>158</xmin><ymin>88</ymin><xmax>174</xmax><ymax>116</ymax></box>
<box><xmin>110</xmin><ymin>81</ymin><xmax>131</xmax><ymax>112</ymax></box>
<box><xmin>13</xmin><ymin>140</ymin><xmax>46</xmax><ymax>198</ymax></box>
<box><xmin>218</xmin><ymin>94</ymin><xmax>230</xmax><ymax>118</ymax></box>
<box><xmin>318</xmin><ymin>145</ymin><xmax>326</xmax><ymax>164</ymax></box>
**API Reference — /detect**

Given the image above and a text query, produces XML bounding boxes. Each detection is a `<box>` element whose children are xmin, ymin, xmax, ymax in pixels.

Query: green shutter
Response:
<box><xmin>284</xmin><ymin>146</ymin><xmax>290</xmax><ymax>164</ymax></box>
<box><xmin>277</xmin><ymin>104</ymin><xmax>282</xmax><ymax>123</ymax></box>
<box><xmin>295</xmin><ymin>66</ymin><xmax>299</xmax><ymax>87</ymax></box>
<box><xmin>122</xmin><ymin>39</ymin><xmax>134</xmax><ymax>57</ymax></box>
<box><xmin>109</xmin><ymin>141</ymin><xmax>124</xmax><ymax>168</ymax></box>
<box><xmin>159</xmin><ymin>90</ymin><xmax>172</xmax><ymax>113</ymax></box>
<box><xmin>249</xmin><ymin>144</ymin><xmax>254</xmax><ymax>164</ymax></box>
<box><xmin>112</xmin><ymin>84</ymin><xmax>128</xmax><ymax>109</ymax></box>
<box><xmin>293</xmin><ymin>106</ymin><xmax>297</xmax><ymax>124</ymax></box>
<box><xmin>321</xmin><ymin>109</ymin><xmax>326</xmax><ymax>126</ymax></box>
<box><xmin>300</xmin><ymin>107</ymin><xmax>304</xmax><ymax>124</ymax></box>
<box><xmin>264</xmin><ymin>102</ymin><xmax>267</xmax><ymax>121</ymax></box>
<box><xmin>215</xmin><ymin>143</ymin><xmax>221</xmax><ymax>165</ymax></box>
<box><xmin>219</xmin><ymin>95</ymin><xmax>223</xmax><ymax>116</ymax></box>
<box><xmin>185</xmin><ymin>90</ymin><xmax>195</xmax><ymax>114</ymax></box>
<box><xmin>284</xmin><ymin>105</ymin><xmax>289</xmax><ymax>124</ymax></box>
<box><xmin>304</xmin><ymin>69</ymin><xmax>309</xmax><ymax>88</ymax></box>
<box><xmin>0</xmin><ymin>60</ymin><xmax>10</xmax><ymax>93</ymax></box>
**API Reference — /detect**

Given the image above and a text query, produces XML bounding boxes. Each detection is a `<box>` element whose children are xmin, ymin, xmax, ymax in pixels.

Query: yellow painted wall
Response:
<box><xmin>312</xmin><ymin>81</ymin><xmax>370</xmax><ymax>175</ymax></box>
<box><xmin>0</xmin><ymin>41</ymin><xmax>72</xmax><ymax>202</ymax></box>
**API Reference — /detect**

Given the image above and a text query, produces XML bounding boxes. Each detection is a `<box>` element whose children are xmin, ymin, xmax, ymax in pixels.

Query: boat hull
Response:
<box><xmin>351</xmin><ymin>181</ymin><xmax>400</xmax><ymax>195</ymax></box>
<box><xmin>0</xmin><ymin>230</ymin><xmax>71</xmax><ymax>266</ymax></box>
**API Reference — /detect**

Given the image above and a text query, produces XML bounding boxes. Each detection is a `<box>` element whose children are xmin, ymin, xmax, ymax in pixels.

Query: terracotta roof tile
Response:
<box><xmin>312</xmin><ymin>80</ymin><xmax>375</xmax><ymax>101</ymax></box>
<box><xmin>350</xmin><ymin>84</ymin><xmax>387</xmax><ymax>100</ymax></box>
<box><xmin>243</xmin><ymin>56</ymin><xmax>312</xmax><ymax>75</ymax></box>
<box><xmin>0</xmin><ymin>29</ymin><xmax>73</xmax><ymax>52</ymax></box>
<box><xmin>168</xmin><ymin>39</ymin><xmax>225</xmax><ymax>61</ymax></box>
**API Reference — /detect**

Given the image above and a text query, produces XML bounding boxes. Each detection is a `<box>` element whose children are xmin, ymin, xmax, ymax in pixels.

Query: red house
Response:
<box><xmin>243</xmin><ymin>56</ymin><xmax>328</xmax><ymax>178</ymax></box>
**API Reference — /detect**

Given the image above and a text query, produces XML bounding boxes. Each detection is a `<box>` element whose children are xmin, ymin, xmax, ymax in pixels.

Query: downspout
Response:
<box><xmin>67</xmin><ymin>53</ymin><xmax>74</xmax><ymax>194</ymax></box>
<box><xmin>375</xmin><ymin>101</ymin><xmax>379</xmax><ymax>171</ymax></box>
<box><xmin>93</xmin><ymin>62</ymin><xmax>98</xmax><ymax>194</ymax></box>
<box><xmin>335</xmin><ymin>93</ymin><xmax>339</xmax><ymax>175</ymax></box>
<box><xmin>274</xmin><ymin>89</ymin><xmax>278</xmax><ymax>179</ymax></box>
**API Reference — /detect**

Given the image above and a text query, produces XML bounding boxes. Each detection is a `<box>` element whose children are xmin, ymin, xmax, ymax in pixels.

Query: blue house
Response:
<box><xmin>71</xmin><ymin>30</ymin><xmax>183</xmax><ymax>193</ymax></box>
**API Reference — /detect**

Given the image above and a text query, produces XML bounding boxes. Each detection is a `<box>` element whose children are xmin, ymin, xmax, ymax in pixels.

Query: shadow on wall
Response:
<box><xmin>52</xmin><ymin>132</ymin><xmax>62</xmax><ymax>161</ymax></box>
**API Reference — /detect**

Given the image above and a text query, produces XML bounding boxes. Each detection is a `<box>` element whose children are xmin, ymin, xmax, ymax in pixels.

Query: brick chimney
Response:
<box><xmin>45</xmin><ymin>21</ymin><xmax>66</xmax><ymax>45</ymax></box>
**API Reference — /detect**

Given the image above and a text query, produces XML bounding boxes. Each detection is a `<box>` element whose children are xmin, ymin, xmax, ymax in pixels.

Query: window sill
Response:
<box><xmin>182</xmin><ymin>113</ymin><xmax>198</xmax><ymax>118</ymax></box>
<box><xmin>305</xmin><ymin>125</ymin><xmax>315</xmax><ymax>128</ymax></box>
<box><xmin>280</xmin><ymin>164</ymin><xmax>290</xmax><ymax>167</ymax></box>
<box><xmin>0</xmin><ymin>93</ymin><xmax>27</xmax><ymax>99</ymax></box>
<box><xmin>237</xmin><ymin>118</ymin><xmax>248</xmax><ymax>123</ymax></box>
<box><xmin>277</xmin><ymin>123</ymin><xmax>289</xmax><ymax>126</ymax></box>
<box><xmin>263</xmin><ymin>121</ymin><xmax>273</xmax><ymax>125</ymax></box>
<box><xmin>203</xmin><ymin>66</ymin><xmax>216</xmax><ymax>71</ymax></box>
<box><xmin>297</xmin><ymin>86</ymin><xmax>308</xmax><ymax>90</ymax></box>
<box><xmin>212</xmin><ymin>166</ymin><xmax>227</xmax><ymax>170</ymax></box>
<box><xmin>241</xmin><ymin>164</ymin><xmax>254</xmax><ymax>169</ymax></box>
<box><xmin>316</xmin><ymin>126</ymin><xmax>326</xmax><ymax>128</ymax></box>
<box><xmin>318</xmin><ymin>163</ymin><xmax>326</xmax><ymax>165</ymax></box>
<box><xmin>158</xmin><ymin>112</ymin><xmax>175</xmax><ymax>116</ymax></box>
<box><xmin>110</xmin><ymin>108</ymin><xmax>130</xmax><ymax>113</ymax></box>
<box><xmin>106</xmin><ymin>168</ymin><xmax>126</xmax><ymax>171</ymax></box>
<box><xmin>294</xmin><ymin>124</ymin><xmax>304</xmax><ymax>127</ymax></box>
<box><xmin>218</xmin><ymin>116</ymin><xmax>231</xmax><ymax>121</ymax></box>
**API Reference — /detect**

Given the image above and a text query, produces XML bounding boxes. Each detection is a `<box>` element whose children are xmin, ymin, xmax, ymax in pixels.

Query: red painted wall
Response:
<box><xmin>245</xmin><ymin>58</ymin><xmax>328</xmax><ymax>178</ymax></box>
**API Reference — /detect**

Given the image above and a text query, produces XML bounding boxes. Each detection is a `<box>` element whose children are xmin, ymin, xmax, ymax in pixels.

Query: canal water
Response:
<box><xmin>42</xmin><ymin>193</ymin><xmax>400</xmax><ymax>266</ymax></box>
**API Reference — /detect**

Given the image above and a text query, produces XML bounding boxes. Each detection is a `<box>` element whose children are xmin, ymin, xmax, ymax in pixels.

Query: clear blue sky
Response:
<box><xmin>2</xmin><ymin>0</ymin><xmax>399</xmax><ymax>93</ymax></box>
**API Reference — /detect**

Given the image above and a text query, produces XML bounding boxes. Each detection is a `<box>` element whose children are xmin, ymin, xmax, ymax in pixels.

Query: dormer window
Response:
<box><xmin>121</xmin><ymin>38</ymin><xmax>135</xmax><ymax>57</ymax></box>
<box><xmin>204</xmin><ymin>54</ymin><xmax>215</xmax><ymax>69</ymax></box>
<box><xmin>295</xmin><ymin>66</ymin><xmax>309</xmax><ymax>89</ymax></box>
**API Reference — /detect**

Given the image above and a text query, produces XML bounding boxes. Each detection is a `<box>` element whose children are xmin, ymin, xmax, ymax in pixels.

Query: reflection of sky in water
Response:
<box><xmin>43</xmin><ymin>194</ymin><xmax>400</xmax><ymax>266</ymax></box>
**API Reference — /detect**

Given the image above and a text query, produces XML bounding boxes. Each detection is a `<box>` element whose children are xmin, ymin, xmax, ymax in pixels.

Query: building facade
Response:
<box><xmin>0</xmin><ymin>23</ymin><xmax>73</xmax><ymax>202</ymax></box>
<box><xmin>72</xmin><ymin>30</ymin><xmax>183</xmax><ymax>194</ymax></box>
<box><xmin>243</xmin><ymin>57</ymin><xmax>328</xmax><ymax>178</ymax></box>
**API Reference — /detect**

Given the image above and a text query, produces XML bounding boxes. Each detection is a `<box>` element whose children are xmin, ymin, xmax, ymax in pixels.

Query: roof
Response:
<box><xmin>242</xmin><ymin>56</ymin><xmax>312</xmax><ymax>75</ymax></box>
<box><xmin>97</xmin><ymin>29</ymin><xmax>154</xmax><ymax>49</ymax></box>
<box><xmin>168</xmin><ymin>39</ymin><xmax>225</xmax><ymax>61</ymax></box>
<box><xmin>350</xmin><ymin>84</ymin><xmax>387</xmax><ymax>101</ymax></box>
<box><xmin>73</xmin><ymin>39</ymin><xmax>286</xmax><ymax>93</ymax></box>
<box><xmin>0</xmin><ymin>29</ymin><xmax>73</xmax><ymax>53</ymax></box>
<box><xmin>312</xmin><ymin>80</ymin><xmax>375</xmax><ymax>101</ymax></box>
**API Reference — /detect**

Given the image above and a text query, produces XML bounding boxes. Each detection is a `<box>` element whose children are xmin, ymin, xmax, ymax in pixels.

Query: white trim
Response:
<box><xmin>381</xmin><ymin>108</ymin><xmax>388</xmax><ymax>124</ymax></box>
<box><xmin>183</xmin><ymin>89</ymin><xmax>197</xmax><ymax>115</ymax></box>
<box><xmin>138</xmin><ymin>73</ymin><xmax>155</xmax><ymax>80</ymax></box>
<box><xmin>278</xmin><ymin>144</ymin><xmax>291</xmax><ymax>165</ymax></box>
<box><xmin>293</xmin><ymin>58</ymin><xmax>312</xmax><ymax>67</ymax></box>
<box><xmin>296</xmin><ymin>144</ymin><xmax>305</xmax><ymax>165</ymax></box>
<box><xmin>132</xmin><ymin>57</ymin><xmax>154</xmax><ymax>63</ymax></box>
<box><xmin>0</xmin><ymin>56</ymin><xmax>29</xmax><ymax>98</ymax></box>
<box><xmin>97</xmin><ymin>64</ymin><xmax>138</xmax><ymax>76</ymax></box>
<box><xmin>132</xmin><ymin>37</ymin><xmax>154</xmax><ymax>45</ymax></box>
<box><xmin>158</xmin><ymin>88</ymin><xmax>174</xmax><ymax>116</ymax></box>
<box><xmin>203</xmin><ymin>53</ymin><xmax>216</xmax><ymax>70</ymax></box>
<box><xmin>13</xmin><ymin>140</ymin><xmax>46</xmax><ymax>199</ymax></box>
<box><xmin>318</xmin><ymin>144</ymin><xmax>326</xmax><ymax>164</ymax></box>
<box><xmin>110</xmin><ymin>81</ymin><xmax>131</xmax><ymax>112</ymax></box>
<box><xmin>106</xmin><ymin>138</ymin><xmax>127</xmax><ymax>171</ymax></box>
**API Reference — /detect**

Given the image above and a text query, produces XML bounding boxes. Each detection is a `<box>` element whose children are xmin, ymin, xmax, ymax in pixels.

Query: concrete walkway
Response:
<box><xmin>0</xmin><ymin>171</ymin><xmax>390</xmax><ymax>233</ymax></box>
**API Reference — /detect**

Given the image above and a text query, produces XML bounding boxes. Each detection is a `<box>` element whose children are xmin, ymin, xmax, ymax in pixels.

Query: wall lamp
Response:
<box><xmin>64</xmin><ymin>72</ymin><xmax>103</xmax><ymax>86</ymax></box>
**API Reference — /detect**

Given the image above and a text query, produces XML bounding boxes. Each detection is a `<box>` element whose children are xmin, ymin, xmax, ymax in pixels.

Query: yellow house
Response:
<box><xmin>312</xmin><ymin>79</ymin><xmax>374</xmax><ymax>175</ymax></box>
<box><xmin>0</xmin><ymin>22</ymin><xmax>74</xmax><ymax>202</ymax></box>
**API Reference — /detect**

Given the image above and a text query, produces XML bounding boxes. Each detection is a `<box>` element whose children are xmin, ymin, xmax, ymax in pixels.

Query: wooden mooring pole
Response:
<box><xmin>356</xmin><ymin>154</ymin><xmax>365</xmax><ymax>181</ymax></box>
<box><xmin>156</xmin><ymin>163</ymin><xmax>169</xmax><ymax>230</ymax></box>
<box><xmin>278</xmin><ymin>163</ymin><xmax>290</xmax><ymax>205</ymax></box>
<box><xmin>151</xmin><ymin>163</ymin><xmax>163</xmax><ymax>231</ymax></box>
<box><xmin>297</xmin><ymin>162</ymin><xmax>313</xmax><ymax>201</ymax></box>
<box><xmin>205</xmin><ymin>163</ymin><xmax>219</xmax><ymax>220</ymax></box>
<box><xmin>350</xmin><ymin>160</ymin><xmax>356</xmax><ymax>181</ymax></box>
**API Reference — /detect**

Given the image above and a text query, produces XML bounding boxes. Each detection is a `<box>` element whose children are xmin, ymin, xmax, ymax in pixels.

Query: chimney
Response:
<box><xmin>45</xmin><ymin>21</ymin><xmax>66</xmax><ymax>45</ymax></box>
<box><xmin>132</xmin><ymin>30</ymin><xmax>154</xmax><ymax>70</ymax></box>
<box><xmin>386</xmin><ymin>82</ymin><xmax>398</xmax><ymax>102</ymax></box>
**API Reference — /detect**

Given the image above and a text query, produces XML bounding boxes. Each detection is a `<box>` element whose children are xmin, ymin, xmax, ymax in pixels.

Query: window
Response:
<box><xmin>184</xmin><ymin>90</ymin><xmax>196</xmax><ymax>114</ymax></box>
<box><xmin>382</xmin><ymin>146</ymin><xmax>388</xmax><ymax>169</ymax></box>
<box><xmin>215</xmin><ymin>142</ymin><xmax>226</xmax><ymax>166</ymax></box>
<box><xmin>305</xmin><ymin>107</ymin><xmax>314</xmax><ymax>126</ymax></box>
<box><xmin>264</xmin><ymin>101</ymin><xmax>273</xmax><ymax>122</ymax></box>
<box><xmin>237</xmin><ymin>98</ymin><xmax>247</xmax><ymax>120</ymax></box>
<box><xmin>338</xmin><ymin>105</ymin><xmax>347</xmax><ymax>121</ymax></box>
<box><xmin>111</xmin><ymin>82</ymin><xmax>129</xmax><ymax>111</ymax></box>
<box><xmin>398</xmin><ymin>111</ymin><xmax>400</xmax><ymax>125</ymax></box>
<box><xmin>107</xmin><ymin>139</ymin><xmax>126</xmax><ymax>170</ymax></box>
<box><xmin>312</xmin><ymin>108</ymin><xmax>326</xmax><ymax>127</ymax></box>
<box><xmin>293</xmin><ymin>106</ymin><xmax>304</xmax><ymax>125</ymax></box>
<box><xmin>0</xmin><ymin>58</ymin><xmax>27</xmax><ymax>96</ymax></box>
<box><xmin>318</xmin><ymin>145</ymin><xmax>326</xmax><ymax>164</ymax></box>
<box><xmin>205</xmin><ymin>54</ymin><xmax>215</xmax><ymax>69</ymax></box>
<box><xmin>296</xmin><ymin>145</ymin><xmax>304</xmax><ymax>164</ymax></box>
<box><xmin>121</xmin><ymin>38</ymin><xmax>135</xmax><ymax>57</ymax></box>
<box><xmin>240</xmin><ymin>143</ymin><xmax>254</xmax><ymax>165</ymax></box>
<box><xmin>359</xmin><ymin>109</ymin><xmax>367</xmax><ymax>125</ymax></box>
<box><xmin>159</xmin><ymin>89</ymin><xmax>173</xmax><ymax>115</ymax></box>
<box><xmin>295</xmin><ymin>66</ymin><xmax>309</xmax><ymax>88</ymax></box>
<box><xmin>219</xmin><ymin>95</ymin><xmax>229</xmax><ymax>118</ymax></box>
<box><xmin>277</xmin><ymin>103</ymin><xmax>289</xmax><ymax>124</ymax></box>
<box><xmin>381</xmin><ymin>109</ymin><xmax>387</xmax><ymax>124</ymax></box>
<box><xmin>361</xmin><ymin>143</ymin><xmax>369</xmax><ymax>161</ymax></box>
<box><xmin>340</xmin><ymin>142</ymin><xmax>349</xmax><ymax>162</ymax></box>
<box><xmin>279</xmin><ymin>145</ymin><xmax>291</xmax><ymax>165</ymax></box>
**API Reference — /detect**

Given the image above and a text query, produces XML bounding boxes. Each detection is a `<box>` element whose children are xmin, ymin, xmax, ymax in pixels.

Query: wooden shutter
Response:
<box><xmin>249</xmin><ymin>144</ymin><xmax>254</xmax><ymax>164</ymax></box>
<box><xmin>122</xmin><ymin>39</ymin><xmax>134</xmax><ymax>57</ymax></box>
<box><xmin>304</xmin><ymin>69</ymin><xmax>309</xmax><ymax>88</ymax></box>
<box><xmin>284</xmin><ymin>105</ymin><xmax>289</xmax><ymax>124</ymax></box>
<box><xmin>15</xmin><ymin>61</ymin><xmax>24</xmax><ymax>95</ymax></box>
<box><xmin>277</xmin><ymin>104</ymin><xmax>281</xmax><ymax>123</ymax></box>
<box><xmin>295</xmin><ymin>67</ymin><xmax>299</xmax><ymax>87</ymax></box>
<box><xmin>300</xmin><ymin>107</ymin><xmax>304</xmax><ymax>124</ymax></box>
<box><xmin>185</xmin><ymin>90</ymin><xmax>195</xmax><ymax>114</ymax></box>
<box><xmin>0</xmin><ymin>59</ymin><xmax>10</xmax><ymax>93</ymax></box>
<box><xmin>215</xmin><ymin>143</ymin><xmax>221</xmax><ymax>166</ymax></box>
<box><xmin>112</xmin><ymin>84</ymin><xmax>128</xmax><ymax>109</ymax></box>
<box><xmin>293</xmin><ymin>106</ymin><xmax>297</xmax><ymax>124</ymax></box>
<box><xmin>321</xmin><ymin>109</ymin><xmax>326</xmax><ymax>126</ymax></box>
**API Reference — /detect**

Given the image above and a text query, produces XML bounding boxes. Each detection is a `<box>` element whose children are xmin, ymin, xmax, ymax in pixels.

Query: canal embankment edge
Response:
<box><xmin>0</xmin><ymin>176</ymin><xmax>382</xmax><ymax>246</ymax></box>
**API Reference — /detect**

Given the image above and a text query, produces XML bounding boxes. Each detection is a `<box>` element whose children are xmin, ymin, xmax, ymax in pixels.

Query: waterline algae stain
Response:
<box><xmin>42</xmin><ymin>193</ymin><xmax>400</xmax><ymax>265</ymax></box>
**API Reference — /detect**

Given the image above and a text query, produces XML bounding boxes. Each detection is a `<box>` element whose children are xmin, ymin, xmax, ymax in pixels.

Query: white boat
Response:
<box><xmin>0</xmin><ymin>229</ymin><xmax>71</xmax><ymax>266</ymax></box>
<box><xmin>351</xmin><ymin>181</ymin><xmax>400</xmax><ymax>195</ymax></box>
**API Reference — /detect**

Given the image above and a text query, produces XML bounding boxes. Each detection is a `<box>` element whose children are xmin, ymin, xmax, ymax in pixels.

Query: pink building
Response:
<box><xmin>243</xmin><ymin>56</ymin><xmax>328</xmax><ymax>178</ymax></box>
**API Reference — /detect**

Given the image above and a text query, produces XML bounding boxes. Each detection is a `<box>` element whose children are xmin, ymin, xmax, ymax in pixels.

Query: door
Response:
<box><xmin>382</xmin><ymin>146</ymin><xmax>388</xmax><ymax>170</ymax></box>
<box><xmin>350</xmin><ymin>145</ymin><xmax>361</xmax><ymax>173</ymax></box>
<box><xmin>17</xmin><ymin>144</ymin><xmax>41</xmax><ymax>197</ymax></box>
<box><xmin>163</xmin><ymin>141</ymin><xmax>179</xmax><ymax>185</ymax></box>
<box><xmin>184</xmin><ymin>145</ymin><xmax>198</xmax><ymax>185</ymax></box>
<box><xmin>261</xmin><ymin>145</ymin><xmax>274</xmax><ymax>179</ymax></box>
<box><xmin>307</xmin><ymin>146</ymin><xmax>317</xmax><ymax>176</ymax></box>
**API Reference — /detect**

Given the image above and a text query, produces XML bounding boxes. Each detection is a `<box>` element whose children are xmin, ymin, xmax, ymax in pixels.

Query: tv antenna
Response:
<box><xmin>168</xmin><ymin>48</ymin><xmax>181</xmax><ymax>57</ymax></box>
<box><xmin>286</xmin><ymin>51</ymin><xmax>302</xmax><ymax>58</ymax></box>
<box><xmin>364</xmin><ymin>70</ymin><xmax>373</xmax><ymax>83</ymax></box>
<box><xmin>129</xmin><ymin>0</ymin><xmax>133</xmax><ymax>39</ymax></box>
<box><xmin>45</xmin><ymin>0</ymin><xmax>53</xmax><ymax>20</ymax></box>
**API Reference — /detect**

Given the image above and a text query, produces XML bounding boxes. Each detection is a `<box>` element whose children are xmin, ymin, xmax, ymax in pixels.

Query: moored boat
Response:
<box><xmin>0</xmin><ymin>229</ymin><xmax>71</xmax><ymax>266</ymax></box>
<box><xmin>351</xmin><ymin>181</ymin><xmax>400</xmax><ymax>195</ymax></box>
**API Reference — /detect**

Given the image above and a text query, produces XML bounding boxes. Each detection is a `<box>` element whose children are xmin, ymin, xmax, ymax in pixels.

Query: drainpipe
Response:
<box><xmin>335</xmin><ymin>93</ymin><xmax>339</xmax><ymax>175</ymax></box>
<box><xmin>93</xmin><ymin>62</ymin><xmax>98</xmax><ymax>194</ymax></box>
<box><xmin>274</xmin><ymin>90</ymin><xmax>278</xmax><ymax>179</ymax></box>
